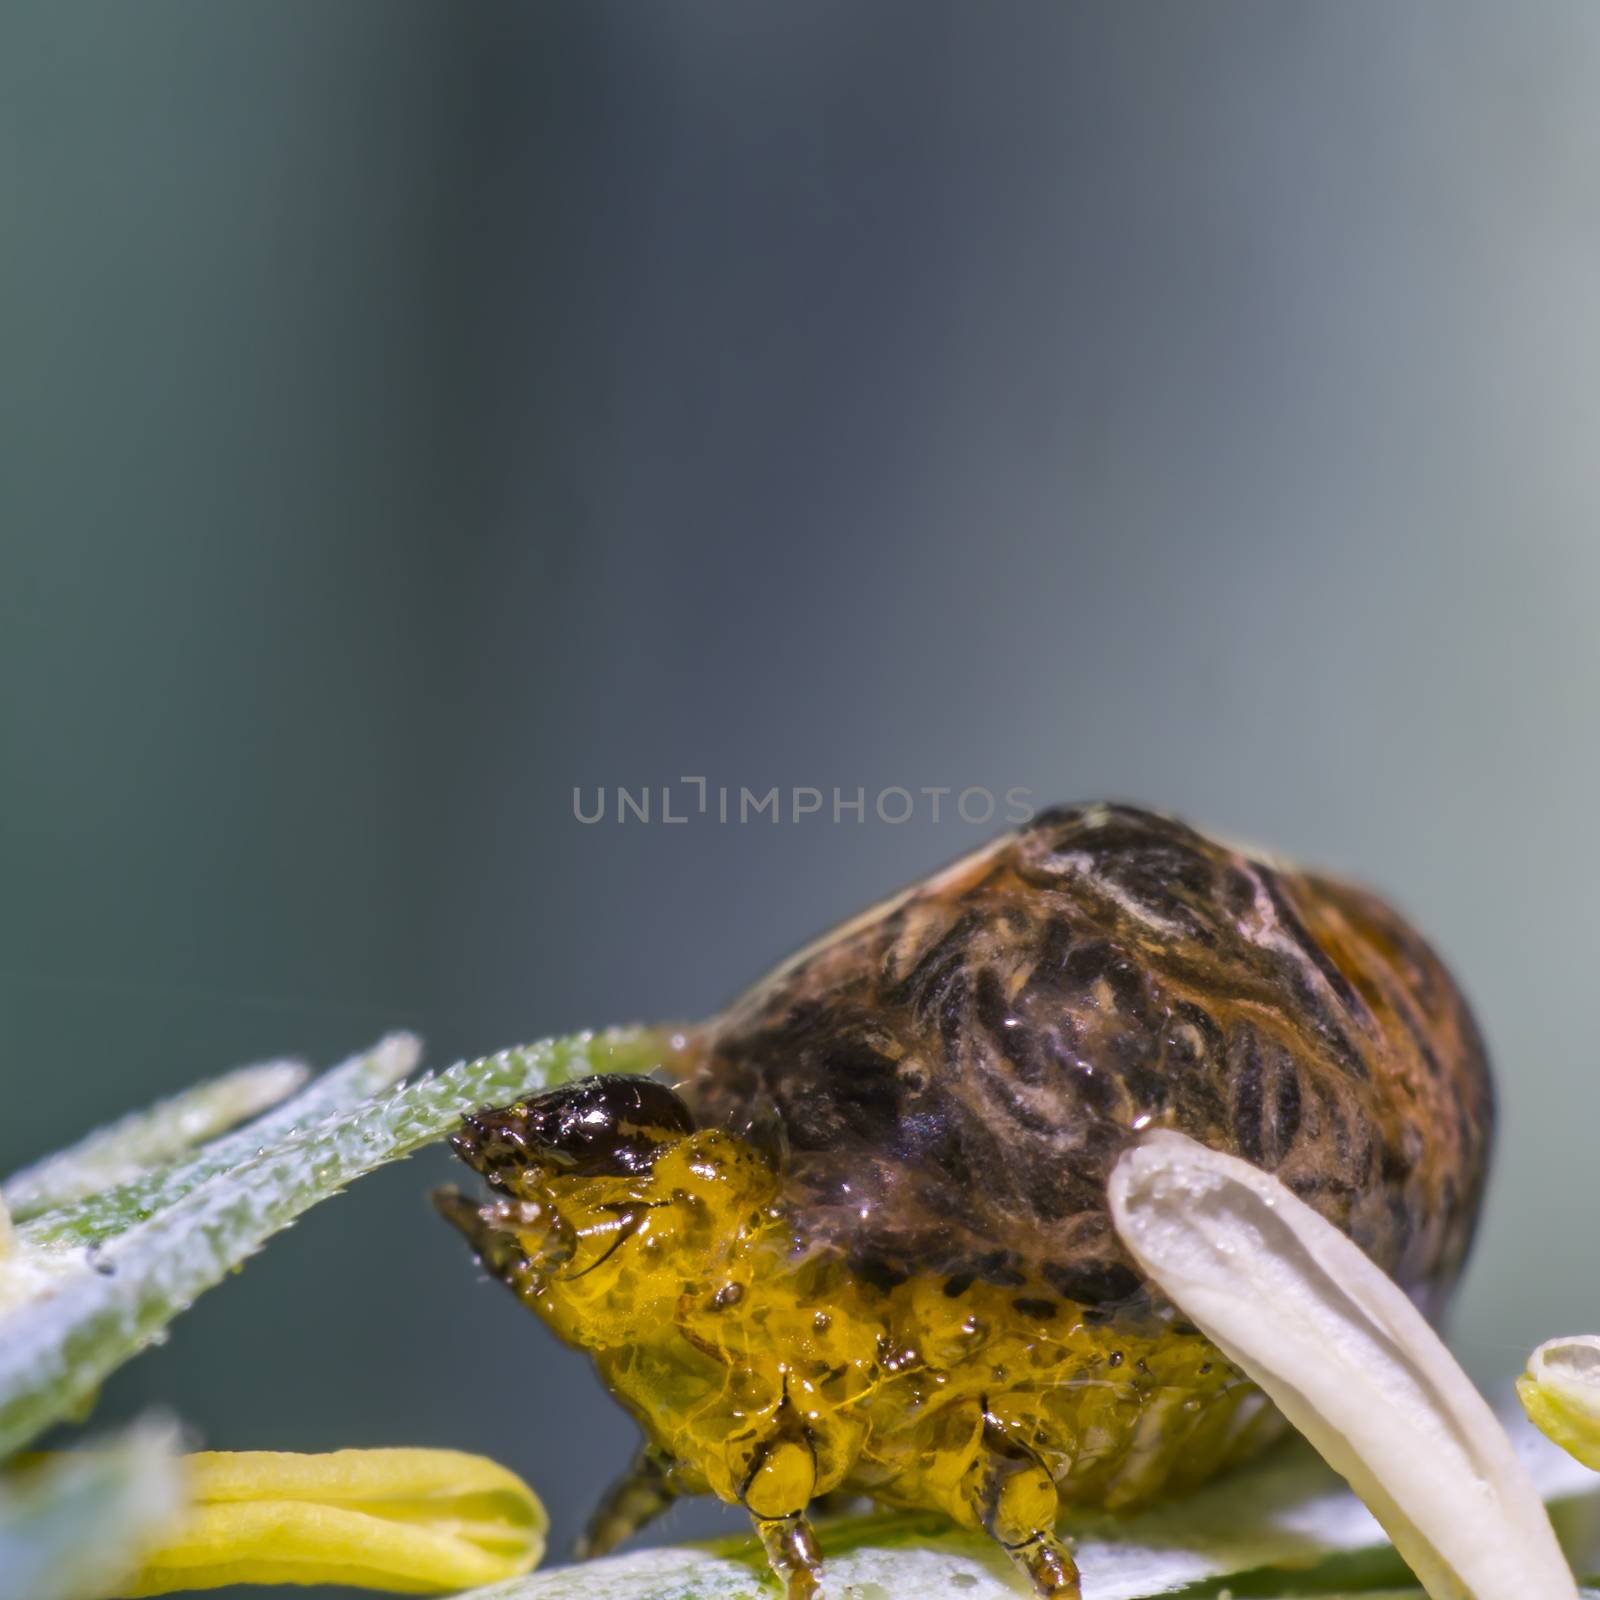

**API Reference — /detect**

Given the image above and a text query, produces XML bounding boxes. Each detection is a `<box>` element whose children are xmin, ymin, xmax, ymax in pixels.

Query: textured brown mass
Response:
<box><xmin>677</xmin><ymin>803</ymin><xmax>1493</xmax><ymax>1322</ymax></box>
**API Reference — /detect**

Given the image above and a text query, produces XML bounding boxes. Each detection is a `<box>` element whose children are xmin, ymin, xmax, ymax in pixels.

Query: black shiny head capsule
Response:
<box><xmin>450</xmin><ymin>1074</ymin><xmax>695</xmax><ymax>1187</ymax></box>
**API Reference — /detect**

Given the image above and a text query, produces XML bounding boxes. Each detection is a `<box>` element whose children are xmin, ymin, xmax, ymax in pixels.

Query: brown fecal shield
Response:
<box><xmin>679</xmin><ymin>801</ymin><xmax>1493</xmax><ymax>1324</ymax></box>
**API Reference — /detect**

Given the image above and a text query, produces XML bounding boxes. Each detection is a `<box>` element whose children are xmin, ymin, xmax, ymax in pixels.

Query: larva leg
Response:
<box><xmin>431</xmin><ymin>1188</ymin><xmax>527</xmax><ymax>1283</ymax></box>
<box><xmin>741</xmin><ymin>1425</ymin><xmax>822</xmax><ymax>1600</ymax></box>
<box><xmin>965</xmin><ymin>1415</ymin><xmax>1080</xmax><ymax>1600</ymax></box>
<box><xmin>751</xmin><ymin>1510</ymin><xmax>823</xmax><ymax>1600</ymax></box>
<box><xmin>575</xmin><ymin>1442</ymin><xmax>679</xmax><ymax>1559</ymax></box>
<box><xmin>432</xmin><ymin>1186</ymin><xmax>571</xmax><ymax>1298</ymax></box>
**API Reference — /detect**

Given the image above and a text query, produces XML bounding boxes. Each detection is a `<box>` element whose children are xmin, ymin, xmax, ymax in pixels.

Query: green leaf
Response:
<box><xmin>17</xmin><ymin>1034</ymin><xmax>420</xmax><ymax>1251</ymax></box>
<box><xmin>0</xmin><ymin>1026</ymin><xmax>672</xmax><ymax>1458</ymax></box>
<box><xmin>0</xmin><ymin>1421</ymin><xmax>184</xmax><ymax>1600</ymax></box>
<box><xmin>2</xmin><ymin>1060</ymin><xmax>308</xmax><ymax>1222</ymax></box>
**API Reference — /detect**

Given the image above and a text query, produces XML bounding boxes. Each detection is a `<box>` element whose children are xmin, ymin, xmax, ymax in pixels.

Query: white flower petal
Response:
<box><xmin>1107</xmin><ymin>1128</ymin><xmax>1576</xmax><ymax>1600</ymax></box>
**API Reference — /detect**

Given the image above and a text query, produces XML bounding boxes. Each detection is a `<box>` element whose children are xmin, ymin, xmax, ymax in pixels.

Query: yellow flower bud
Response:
<box><xmin>1519</xmin><ymin>1336</ymin><xmax>1600</xmax><ymax>1473</ymax></box>
<box><xmin>112</xmin><ymin>1448</ymin><xmax>545</xmax><ymax>1596</ymax></box>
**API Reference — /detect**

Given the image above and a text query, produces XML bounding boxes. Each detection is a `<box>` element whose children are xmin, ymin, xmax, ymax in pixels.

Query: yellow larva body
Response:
<box><xmin>513</xmin><ymin>1132</ymin><xmax>1263</xmax><ymax>1517</ymax></box>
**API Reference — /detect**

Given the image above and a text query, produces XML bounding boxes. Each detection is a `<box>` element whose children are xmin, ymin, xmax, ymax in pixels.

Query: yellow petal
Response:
<box><xmin>1519</xmin><ymin>1336</ymin><xmax>1600</xmax><ymax>1472</ymax></box>
<box><xmin>111</xmin><ymin>1448</ymin><xmax>545</xmax><ymax>1596</ymax></box>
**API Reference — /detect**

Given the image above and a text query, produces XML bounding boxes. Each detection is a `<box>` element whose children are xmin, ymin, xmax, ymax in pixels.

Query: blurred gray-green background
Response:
<box><xmin>5</xmin><ymin>2</ymin><xmax>1600</xmax><ymax>1592</ymax></box>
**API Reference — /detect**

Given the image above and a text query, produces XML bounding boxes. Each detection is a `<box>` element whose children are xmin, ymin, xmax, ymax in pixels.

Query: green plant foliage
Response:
<box><xmin>3</xmin><ymin>1060</ymin><xmax>308</xmax><ymax>1222</ymax></box>
<box><xmin>0</xmin><ymin>1422</ymin><xmax>184</xmax><ymax>1600</ymax></box>
<box><xmin>18</xmin><ymin>1035</ymin><xmax>420</xmax><ymax>1252</ymax></box>
<box><xmin>0</xmin><ymin>1028</ymin><xmax>673</xmax><ymax>1458</ymax></box>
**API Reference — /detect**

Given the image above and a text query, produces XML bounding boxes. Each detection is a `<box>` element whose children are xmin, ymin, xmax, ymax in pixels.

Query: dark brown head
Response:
<box><xmin>450</xmin><ymin>1074</ymin><xmax>696</xmax><ymax>1191</ymax></box>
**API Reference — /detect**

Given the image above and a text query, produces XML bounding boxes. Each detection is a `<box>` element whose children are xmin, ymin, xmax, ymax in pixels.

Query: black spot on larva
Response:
<box><xmin>1229</xmin><ymin>1028</ymin><xmax>1267</xmax><ymax>1166</ymax></box>
<box><xmin>1272</xmin><ymin>1060</ymin><xmax>1304</xmax><ymax>1154</ymax></box>
<box><xmin>1035</xmin><ymin>915</ymin><xmax>1075</xmax><ymax>981</ymax></box>
<box><xmin>1315</xmin><ymin>1077</ymin><xmax>1352</xmax><ymax>1165</ymax></box>
<box><xmin>997</xmin><ymin>1022</ymin><xmax>1048</xmax><ymax>1087</ymax></box>
<box><xmin>937</xmin><ymin>971</ymin><xmax>971</xmax><ymax>1054</ymax></box>
<box><xmin>1012</xmin><ymin>1297</ymin><xmax>1057</xmax><ymax>1320</ymax></box>
<box><xmin>975</xmin><ymin>966</ymin><xmax>1009</xmax><ymax>1035</ymax></box>
<box><xmin>1287</xmin><ymin>1171</ymin><xmax>1357</xmax><ymax>1204</ymax></box>
<box><xmin>1220</xmin><ymin>865</ymin><xmax>1258</xmax><ymax>916</ymax></box>
<box><xmin>1390</xmin><ymin>990</ymin><xmax>1446</xmax><ymax>1080</ymax></box>
<box><xmin>851</xmin><ymin>1256</ymin><xmax>910</xmax><ymax>1293</ymax></box>
<box><xmin>975</xmin><ymin>1250</ymin><xmax>1027</xmax><ymax>1288</ymax></box>
<box><xmin>891</xmin><ymin>912</ymin><xmax>982</xmax><ymax>1007</ymax></box>
<box><xmin>819</xmin><ymin>1047</ymin><xmax>902</xmax><ymax>1145</ymax></box>
<box><xmin>1041</xmin><ymin>1259</ymin><xmax>1143</xmax><ymax>1306</ymax></box>
<box><xmin>1379</xmin><ymin>1140</ymin><xmax>1412</xmax><ymax>1185</ymax></box>
<box><xmin>978</xmin><ymin>1063</ymin><xmax>1063</xmax><ymax>1139</ymax></box>
<box><xmin>1124</xmin><ymin>1061</ymin><xmax>1170</xmax><ymax>1115</ymax></box>
<box><xmin>1071</xmin><ymin>1060</ymin><xmax>1121</xmax><ymax>1117</ymax></box>
<box><xmin>1257</xmin><ymin>867</ymin><xmax>1362</xmax><ymax>1014</ymax></box>
<box><xmin>1060</xmin><ymin>939</ymin><xmax>1123</xmax><ymax>997</ymax></box>
<box><xmin>1172</xmin><ymin>1072</ymin><xmax>1230</xmax><ymax>1140</ymax></box>
<box><xmin>943</xmin><ymin>1273</ymin><xmax>974</xmax><ymax>1298</ymax></box>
